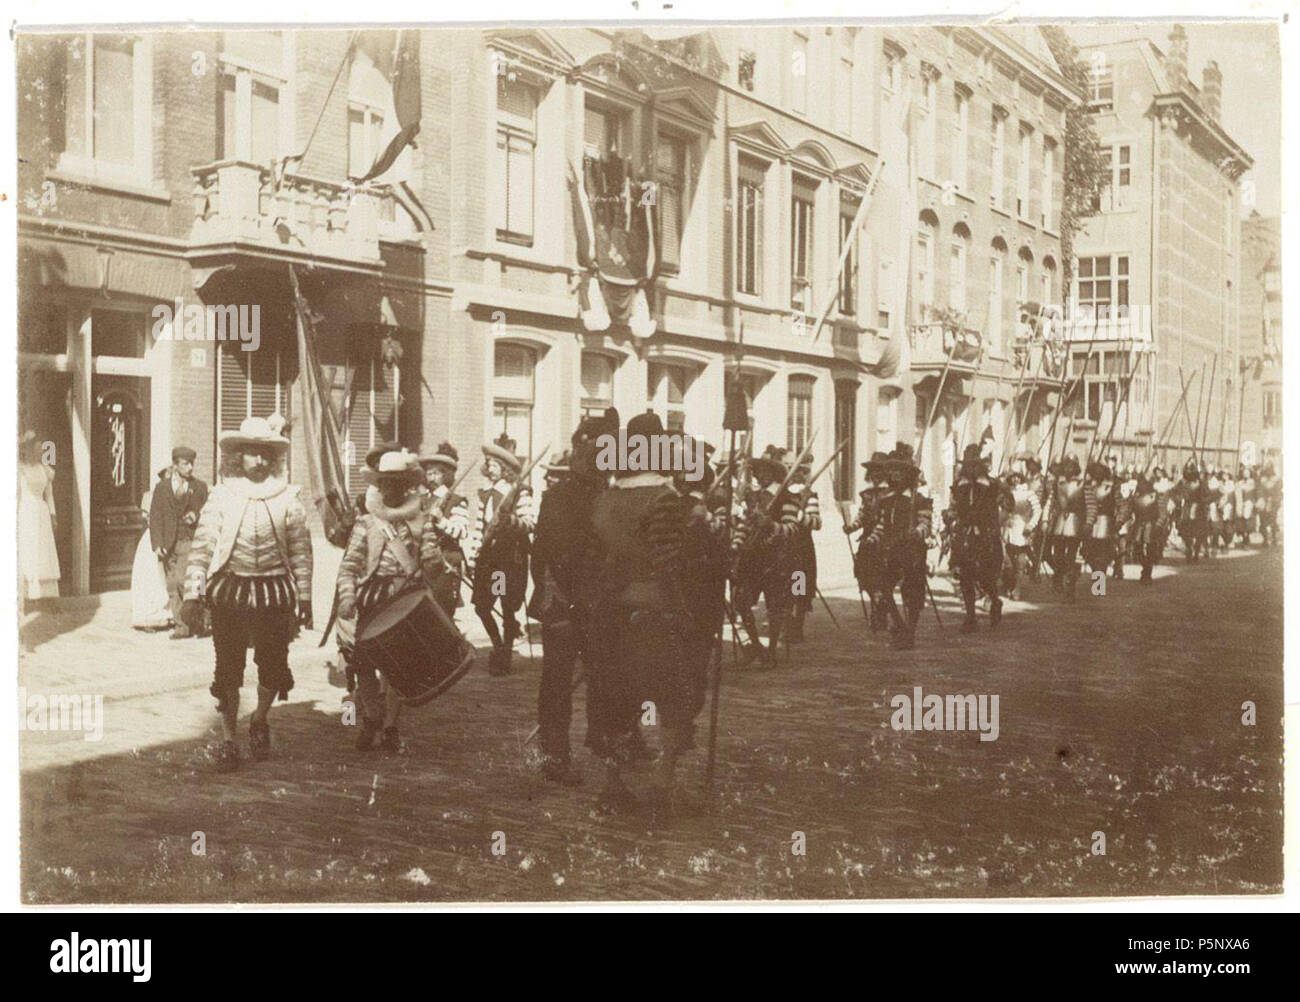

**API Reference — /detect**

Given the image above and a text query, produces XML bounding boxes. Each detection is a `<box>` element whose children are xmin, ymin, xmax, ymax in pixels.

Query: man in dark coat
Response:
<box><xmin>865</xmin><ymin>444</ymin><xmax>932</xmax><ymax>649</ymax></box>
<box><xmin>1173</xmin><ymin>461</ymin><xmax>1211</xmax><ymax>561</ymax></box>
<box><xmin>528</xmin><ymin>408</ymin><xmax>616</xmax><ymax>784</ymax></box>
<box><xmin>150</xmin><ymin>445</ymin><xmax>209</xmax><ymax>639</ymax></box>
<box><xmin>946</xmin><ymin>443</ymin><xmax>1004</xmax><ymax>631</ymax></box>
<box><xmin>576</xmin><ymin>411</ymin><xmax>711</xmax><ymax>817</ymax></box>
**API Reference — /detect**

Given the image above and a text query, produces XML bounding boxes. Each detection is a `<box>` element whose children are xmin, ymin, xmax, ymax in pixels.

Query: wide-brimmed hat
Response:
<box><xmin>750</xmin><ymin>456</ymin><xmax>786</xmax><ymax>484</ymax></box>
<box><xmin>363</xmin><ymin>450</ymin><xmax>424</xmax><ymax>486</ymax></box>
<box><xmin>573</xmin><ymin>406</ymin><xmax>620</xmax><ymax>448</ymax></box>
<box><xmin>481</xmin><ymin>434</ymin><xmax>522</xmax><ymax>473</ymax></box>
<box><xmin>365</xmin><ymin>440</ymin><xmax>403</xmax><ymax>470</ymax></box>
<box><xmin>862</xmin><ymin>450</ymin><xmax>890</xmax><ymax>473</ymax></box>
<box><xmin>615</xmin><ymin>411</ymin><xmax>667</xmax><ymax>478</ymax></box>
<box><xmin>219</xmin><ymin>416</ymin><xmax>290</xmax><ymax>452</ymax></box>
<box><xmin>546</xmin><ymin>450</ymin><xmax>572</xmax><ymax>475</ymax></box>
<box><xmin>419</xmin><ymin>441</ymin><xmax>459</xmax><ymax>470</ymax></box>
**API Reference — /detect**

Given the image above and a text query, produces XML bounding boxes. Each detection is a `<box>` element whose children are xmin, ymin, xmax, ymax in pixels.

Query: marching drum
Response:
<box><xmin>355</xmin><ymin>588</ymin><xmax>476</xmax><ymax>706</ymax></box>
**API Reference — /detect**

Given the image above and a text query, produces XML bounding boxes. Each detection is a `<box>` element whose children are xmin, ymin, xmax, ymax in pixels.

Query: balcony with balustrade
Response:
<box><xmin>188</xmin><ymin>161</ymin><xmax>392</xmax><ymax>274</ymax></box>
<box><xmin>909</xmin><ymin>320</ymin><xmax>985</xmax><ymax>372</ymax></box>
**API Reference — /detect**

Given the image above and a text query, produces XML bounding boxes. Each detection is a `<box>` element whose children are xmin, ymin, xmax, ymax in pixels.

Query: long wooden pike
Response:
<box><xmin>764</xmin><ymin>429</ymin><xmax>819</xmax><ymax>516</ymax></box>
<box><xmin>1089</xmin><ymin>343</ymin><xmax>1143</xmax><ymax>467</ymax></box>
<box><xmin>802</xmin><ymin>437</ymin><xmax>850</xmax><ymax>492</ymax></box>
<box><xmin>1196</xmin><ymin>352</ymin><xmax>1218</xmax><ymax>471</ymax></box>
<box><xmin>1181</xmin><ymin>362</ymin><xmax>1205</xmax><ymax>462</ymax></box>
<box><xmin>831</xmin><ymin>466</ymin><xmax>872</xmax><ymax>628</ymax></box>
<box><xmin>997</xmin><ymin>336</ymin><xmax>1036</xmax><ymax>473</ymax></box>
<box><xmin>1144</xmin><ymin>367</ymin><xmax>1195</xmax><ymax>472</ymax></box>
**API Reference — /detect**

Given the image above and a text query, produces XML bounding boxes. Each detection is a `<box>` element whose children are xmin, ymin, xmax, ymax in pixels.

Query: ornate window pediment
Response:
<box><xmin>729</xmin><ymin>118</ymin><xmax>790</xmax><ymax>158</ymax></box>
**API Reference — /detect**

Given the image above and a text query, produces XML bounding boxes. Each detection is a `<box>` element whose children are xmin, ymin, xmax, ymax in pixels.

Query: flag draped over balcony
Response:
<box><xmin>288</xmin><ymin>265</ymin><xmax>357</xmax><ymax>548</ymax></box>
<box><xmin>568</xmin><ymin>155</ymin><xmax>659</xmax><ymax>338</ymax></box>
<box><xmin>351</xmin><ymin>29</ymin><xmax>433</xmax><ymax>232</ymax></box>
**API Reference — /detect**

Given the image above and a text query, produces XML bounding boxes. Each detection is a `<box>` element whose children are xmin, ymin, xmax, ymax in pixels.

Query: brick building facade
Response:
<box><xmin>1073</xmin><ymin>26</ymin><xmax>1252</xmax><ymax>472</ymax></box>
<box><xmin>1238</xmin><ymin>212</ymin><xmax>1281</xmax><ymax>468</ymax></box>
<box><xmin>17</xmin><ymin>24</ymin><xmax>1082</xmax><ymax>595</ymax></box>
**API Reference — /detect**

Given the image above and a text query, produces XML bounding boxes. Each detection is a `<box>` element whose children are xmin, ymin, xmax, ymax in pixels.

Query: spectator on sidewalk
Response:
<box><xmin>18</xmin><ymin>430</ymin><xmax>61</xmax><ymax>606</ymax></box>
<box><xmin>150</xmin><ymin>445</ymin><xmax>209</xmax><ymax>639</ymax></box>
<box><xmin>131</xmin><ymin>470</ymin><xmax>173</xmax><ymax>630</ymax></box>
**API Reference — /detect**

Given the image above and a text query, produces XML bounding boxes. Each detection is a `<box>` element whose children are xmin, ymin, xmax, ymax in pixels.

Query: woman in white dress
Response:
<box><xmin>131</xmin><ymin>469</ymin><xmax>173</xmax><ymax>630</ymax></box>
<box><xmin>18</xmin><ymin>431</ymin><xmax>61</xmax><ymax>602</ymax></box>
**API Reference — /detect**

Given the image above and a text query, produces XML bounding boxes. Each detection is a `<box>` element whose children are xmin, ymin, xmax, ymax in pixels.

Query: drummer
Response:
<box><xmin>336</xmin><ymin>450</ymin><xmax>446</xmax><ymax>753</ymax></box>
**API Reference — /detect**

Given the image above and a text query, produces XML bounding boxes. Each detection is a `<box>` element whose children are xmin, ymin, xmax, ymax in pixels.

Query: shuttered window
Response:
<box><xmin>787</xmin><ymin>375</ymin><xmax>815</xmax><ymax>454</ymax></box>
<box><xmin>656</xmin><ymin>132</ymin><xmax>687</xmax><ymax>271</ymax></box>
<box><xmin>495</xmin><ymin>80</ymin><xmax>536</xmax><ymax>244</ymax></box>
<box><xmin>216</xmin><ymin>341</ymin><xmax>293</xmax><ymax>472</ymax></box>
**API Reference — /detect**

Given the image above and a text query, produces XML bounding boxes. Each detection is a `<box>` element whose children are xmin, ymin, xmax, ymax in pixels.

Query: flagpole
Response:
<box><xmin>809</xmin><ymin>158</ymin><xmax>885</xmax><ymax>345</ymax></box>
<box><xmin>997</xmin><ymin>331</ymin><xmax>1035</xmax><ymax>474</ymax></box>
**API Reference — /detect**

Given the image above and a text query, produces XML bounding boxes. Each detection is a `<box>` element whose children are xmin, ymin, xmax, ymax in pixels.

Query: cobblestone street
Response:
<box><xmin>19</xmin><ymin>544</ymin><xmax>1283</xmax><ymax>902</ymax></box>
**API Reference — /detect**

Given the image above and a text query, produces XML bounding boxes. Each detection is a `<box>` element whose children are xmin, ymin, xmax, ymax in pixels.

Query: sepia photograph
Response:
<box><xmin>10</xmin><ymin>10</ymin><xmax>1287</xmax><ymax>909</ymax></box>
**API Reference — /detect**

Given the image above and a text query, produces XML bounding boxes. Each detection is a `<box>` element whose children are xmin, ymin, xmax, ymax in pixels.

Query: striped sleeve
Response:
<box><xmin>284</xmin><ymin>490</ymin><xmax>315</xmax><ymax>601</ymax></box>
<box><xmin>441</xmin><ymin>495</ymin><xmax>470</xmax><ymax>542</ymax></box>
<box><xmin>336</xmin><ymin>517</ymin><xmax>369</xmax><ymax>613</ymax></box>
<box><xmin>509</xmin><ymin>487</ymin><xmax>538</xmax><ymax>535</ymax></box>
<box><xmin>803</xmin><ymin>490</ymin><xmax>822</xmax><ymax>531</ymax></box>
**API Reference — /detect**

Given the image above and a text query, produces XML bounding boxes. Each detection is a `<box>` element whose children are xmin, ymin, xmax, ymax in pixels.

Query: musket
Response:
<box><xmin>478</xmin><ymin>444</ymin><xmax>551</xmax><ymax>553</ymax></box>
<box><xmin>763</xmin><ymin>430</ymin><xmax>819</xmax><ymax>516</ymax></box>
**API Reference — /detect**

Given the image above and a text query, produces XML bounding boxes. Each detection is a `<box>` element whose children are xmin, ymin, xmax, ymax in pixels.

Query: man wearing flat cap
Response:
<box><xmin>150</xmin><ymin>444</ymin><xmax>209</xmax><ymax>639</ymax></box>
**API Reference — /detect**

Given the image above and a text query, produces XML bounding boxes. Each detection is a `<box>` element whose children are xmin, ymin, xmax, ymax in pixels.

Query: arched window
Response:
<box><xmin>493</xmin><ymin>343</ymin><xmax>535</xmax><ymax>455</ymax></box>
<box><xmin>949</xmin><ymin>223</ymin><xmax>971</xmax><ymax>313</ymax></box>
<box><xmin>787</xmin><ymin>375</ymin><xmax>815</xmax><ymax>454</ymax></box>
<box><xmin>988</xmin><ymin>237</ymin><xmax>1008</xmax><ymax>352</ymax></box>
<box><xmin>580</xmin><ymin>351</ymin><xmax>616</xmax><ymax>420</ymax></box>
<box><xmin>647</xmin><ymin>362</ymin><xmax>693</xmax><ymax>432</ymax></box>
<box><xmin>1041</xmin><ymin>254</ymin><xmax>1057</xmax><ymax>307</ymax></box>
<box><xmin>1016</xmin><ymin>246</ymin><xmax>1034</xmax><ymax>303</ymax></box>
<box><xmin>916</xmin><ymin>210</ymin><xmax>939</xmax><ymax>308</ymax></box>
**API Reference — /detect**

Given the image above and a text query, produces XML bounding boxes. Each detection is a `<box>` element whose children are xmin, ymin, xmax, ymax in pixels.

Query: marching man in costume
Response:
<box><xmin>846</xmin><ymin>452</ymin><xmax>891</xmax><ymax>631</ymax></box>
<box><xmin>1001</xmin><ymin>469</ymin><xmax>1041</xmax><ymax>601</ymax></box>
<box><xmin>1046</xmin><ymin>455</ymin><xmax>1093</xmax><ymax>600</ymax></box>
<box><xmin>184</xmin><ymin>416</ymin><xmax>313</xmax><ymax>772</ymax></box>
<box><xmin>946</xmin><ymin>444</ymin><xmax>1004</xmax><ymax>631</ymax></box>
<box><xmin>785</xmin><ymin>452</ymin><xmax>821</xmax><ymax>644</ymax></box>
<box><xmin>469</xmin><ymin>433</ymin><xmax>537</xmax><ymax>677</ymax></box>
<box><xmin>577</xmin><ymin>412</ymin><xmax>711</xmax><ymax>817</ymax></box>
<box><xmin>732</xmin><ymin>452</ymin><xmax>801</xmax><ymax>667</ymax></box>
<box><xmin>419</xmin><ymin>443</ymin><xmax>471</xmax><ymax>618</ymax></box>
<box><xmin>864</xmin><ymin>444</ymin><xmax>932</xmax><ymax>650</ymax></box>
<box><xmin>529</xmin><ymin>408</ymin><xmax>617</xmax><ymax>785</ymax></box>
<box><xmin>336</xmin><ymin>450</ymin><xmax>446</xmax><ymax>753</ymax></box>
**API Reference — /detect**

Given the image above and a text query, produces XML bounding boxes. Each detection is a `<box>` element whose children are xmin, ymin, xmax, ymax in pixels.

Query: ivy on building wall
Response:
<box><xmin>1042</xmin><ymin>26</ymin><xmax>1109</xmax><ymax>310</ymax></box>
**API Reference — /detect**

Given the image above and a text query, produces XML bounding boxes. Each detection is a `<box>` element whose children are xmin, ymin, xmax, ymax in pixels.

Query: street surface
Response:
<box><xmin>19</xmin><ymin>542</ymin><xmax>1283</xmax><ymax>902</ymax></box>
